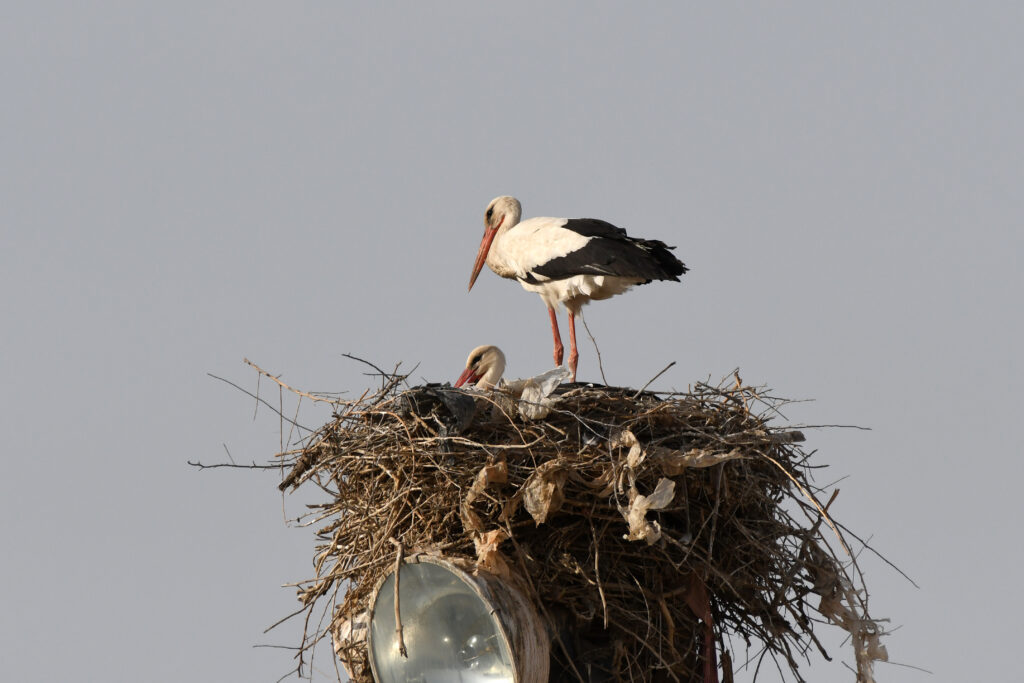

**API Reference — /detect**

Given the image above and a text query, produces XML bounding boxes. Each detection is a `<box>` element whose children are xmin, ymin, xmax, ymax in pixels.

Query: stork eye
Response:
<box><xmin>486</xmin><ymin>207</ymin><xmax>494</xmax><ymax>220</ymax></box>
<box><xmin>470</xmin><ymin>354</ymin><xmax>482</xmax><ymax>366</ymax></box>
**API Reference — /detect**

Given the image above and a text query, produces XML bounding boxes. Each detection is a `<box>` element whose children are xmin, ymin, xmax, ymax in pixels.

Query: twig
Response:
<box><xmin>341</xmin><ymin>353</ymin><xmax>415</xmax><ymax>395</ymax></box>
<box><xmin>389</xmin><ymin>538</ymin><xmax>408</xmax><ymax>658</ymax></box>
<box><xmin>245</xmin><ymin>358</ymin><xmax>341</xmax><ymax>405</ymax></box>
<box><xmin>207</xmin><ymin>372</ymin><xmax>314</xmax><ymax>433</ymax></box>
<box><xmin>342</xmin><ymin>352</ymin><xmax>389</xmax><ymax>378</ymax></box>
<box><xmin>263</xmin><ymin>606</ymin><xmax>307</xmax><ymax>633</ymax></box>
<box><xmin>835</xmin><ymin>520</ymin><xmax>920</xmax><ymax>589</ymax></box>
<box><xmin>883</xmin><ymin>659</ymin><xmax>934</xmax><ymax>674</ymax></box>
<box><xmin>592</xmin><ymin>522</ymin><xmax>609</xmax><ymax>629</ymax></box>
<box><xmin>187</xmin><ymin>460</ymin><xmax>279</xmax><ymax>470</ymax></box>
<box><xmin>580</xmin><ymin>314</ymin><xmax>607</xmax><ymax>385</ymax></box>
<box><xmin>760</xmin><ymin>450</ymin><xmax>850</xmax><ymax>555</ymax></box>
<box><xmin>632</xmin><ymin>361</ymin><xmax>676</xmax><ymax>398</ymax></box>
<box><xmin>254</xmin><ymin>370</ymin><xmax>262</xmax><ymax>421</ymax></box>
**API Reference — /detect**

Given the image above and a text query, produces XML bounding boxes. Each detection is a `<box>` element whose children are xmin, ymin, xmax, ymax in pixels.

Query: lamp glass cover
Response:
<box><xmin>369</xmin><ymin>562</ymin><xmax>515</xmax><ymax>683</ymax></box>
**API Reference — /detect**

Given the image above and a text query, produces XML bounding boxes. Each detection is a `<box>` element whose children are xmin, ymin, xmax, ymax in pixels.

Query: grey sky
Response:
<box><xmin>2</xmin><ymin>3</ymin><xmax>1021</xmax><ymax>681</ymax></box>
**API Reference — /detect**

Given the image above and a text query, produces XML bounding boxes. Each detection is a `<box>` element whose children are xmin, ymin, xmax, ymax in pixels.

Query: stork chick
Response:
<box><xmin>454</xmin><ymin>344</ymin><xmax>506</xmax><ymax>390</ymax></box>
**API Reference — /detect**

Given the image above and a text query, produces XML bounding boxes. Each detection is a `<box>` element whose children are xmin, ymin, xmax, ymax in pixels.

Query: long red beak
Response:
<box><xmin>468</xmin><ymin>223</ymin><xmax>500</xmax><ymax>292</ymax></box>
<box><xmin>455</xmin><ymin>367</ymin><xmax>481</xmax><ymax>388</ymax></box>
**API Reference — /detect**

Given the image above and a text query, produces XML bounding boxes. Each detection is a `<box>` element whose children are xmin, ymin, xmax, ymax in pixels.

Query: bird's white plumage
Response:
<box><xmin>457</xmin><ymin>344</ymin><xmax>506</xmax><ymax>390</ymax></box>
<box><xmin>521</xmin><ymin>273</ymin><xmax>642</xmax><ymax>313</ymax></box>
<box><xmin>489</xmin><ymin>217</ymin><xmax>590</xmax><ymax>274</ymax></box>
<box><xmin>484</xmin><ymin>214</ymin><xmax>643</xmax><ymax>313</ymax></box>
<box><xmin>469</xmin><ymin>195</ymin><xmax>684</xmax><ymax>381</ymax></box>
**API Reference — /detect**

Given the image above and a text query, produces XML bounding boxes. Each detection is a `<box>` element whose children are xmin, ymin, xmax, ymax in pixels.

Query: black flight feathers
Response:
<box><xmin>520</xmin><ymin>218</ymin><xmax>688</xmax><ymax>285</ymax></box>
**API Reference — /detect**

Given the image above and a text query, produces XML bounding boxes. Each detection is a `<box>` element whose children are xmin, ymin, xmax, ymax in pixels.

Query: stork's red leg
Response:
<box><xmin>548</xmin><ymin>307</ymin><xmax>564</xmax><ymax>366</ymax></box>
<box><xmin>567</xmin><ymin>312</ymin><xmax>579</xmax><ymax>382</ymax></box>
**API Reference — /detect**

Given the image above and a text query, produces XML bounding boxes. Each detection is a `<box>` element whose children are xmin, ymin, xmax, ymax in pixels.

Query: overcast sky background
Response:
<box><xmin>2</xmin><ymin>3</ymin><xmax>1021</xmax><ymax>682</ymax></box>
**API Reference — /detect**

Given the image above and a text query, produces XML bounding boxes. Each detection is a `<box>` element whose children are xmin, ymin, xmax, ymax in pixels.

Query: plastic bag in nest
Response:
<box><xmin>504</xmin><ymin>366</ymin><xmax>572</xmax><ymax>420</ymax></box>
<box><xmin>618</xmin><ymin>477</ymin><xmax>676</xmax><ymax>544</ymax></box>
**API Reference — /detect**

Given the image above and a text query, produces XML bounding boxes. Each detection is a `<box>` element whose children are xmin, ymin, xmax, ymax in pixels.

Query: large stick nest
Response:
<box><xmin>270</xmin><ymin>368</ymin><xmax>888</xmax><ymax>682</ymax></box>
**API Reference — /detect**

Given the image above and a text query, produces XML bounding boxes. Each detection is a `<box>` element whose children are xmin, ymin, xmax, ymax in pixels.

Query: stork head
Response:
<box><xmin>468</xmin><ymin>196</ymin><xmax>522</xmax><ymax>291</ymax></box>
<box><xmin>455</xmin><ymin>344</ymin><xmax>507</xmax><ymax>390</ymax></box>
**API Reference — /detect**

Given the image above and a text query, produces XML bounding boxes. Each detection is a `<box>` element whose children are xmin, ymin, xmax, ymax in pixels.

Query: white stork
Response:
<box><xmin>454</xmin><ymin>344</ymin><xmax>506</xmax><ymax>390</ymax></box>
<box><xmin>467</xmin><ymin>196</ymin><xmax>688</xmax><ymax>381</ymax></box>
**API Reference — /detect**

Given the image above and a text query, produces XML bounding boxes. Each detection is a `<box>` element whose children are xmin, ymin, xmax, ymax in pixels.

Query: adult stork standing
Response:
<box><xmin>467</xmin><ymin>196</ymin><xmax>688</xmax><ymax>381</ymax></box>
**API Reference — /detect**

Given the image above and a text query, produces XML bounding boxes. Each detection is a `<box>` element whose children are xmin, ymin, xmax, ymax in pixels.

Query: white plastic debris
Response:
<box><xmin>619</xmin><ymin>477</ymin><xmax>676</xmax><ymax>544</ymax></box>
<box><xmin>507</xmin><ymin>366</ymin><xmax>572</xmax><ymax>420</ymax></box>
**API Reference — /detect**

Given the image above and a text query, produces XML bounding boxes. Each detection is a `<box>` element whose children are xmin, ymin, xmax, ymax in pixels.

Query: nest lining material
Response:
<box><xmin>269</xmin><ymin>368</ymin><xmax>888</xmax><ymax>683</ymax></box>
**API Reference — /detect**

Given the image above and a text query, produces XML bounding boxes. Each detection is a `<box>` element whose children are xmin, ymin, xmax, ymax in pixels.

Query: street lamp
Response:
<box><xmin>367</xmin><ymin>555</ymin><xmax>549</xmax><ymax>683</ymax></box>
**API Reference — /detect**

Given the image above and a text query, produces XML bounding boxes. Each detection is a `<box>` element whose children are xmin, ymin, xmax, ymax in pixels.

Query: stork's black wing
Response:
<box><xmin>524</xmin><ymin>218</ymin><xmax>688</xmax><ymax>284</ymax></box>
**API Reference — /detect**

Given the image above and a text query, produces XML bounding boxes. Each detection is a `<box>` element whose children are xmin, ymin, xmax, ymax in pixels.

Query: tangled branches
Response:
<box><xmin>260</xmin><ymin>365</ymin><xmax>888</xmax><ymax>682</ymax></box>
